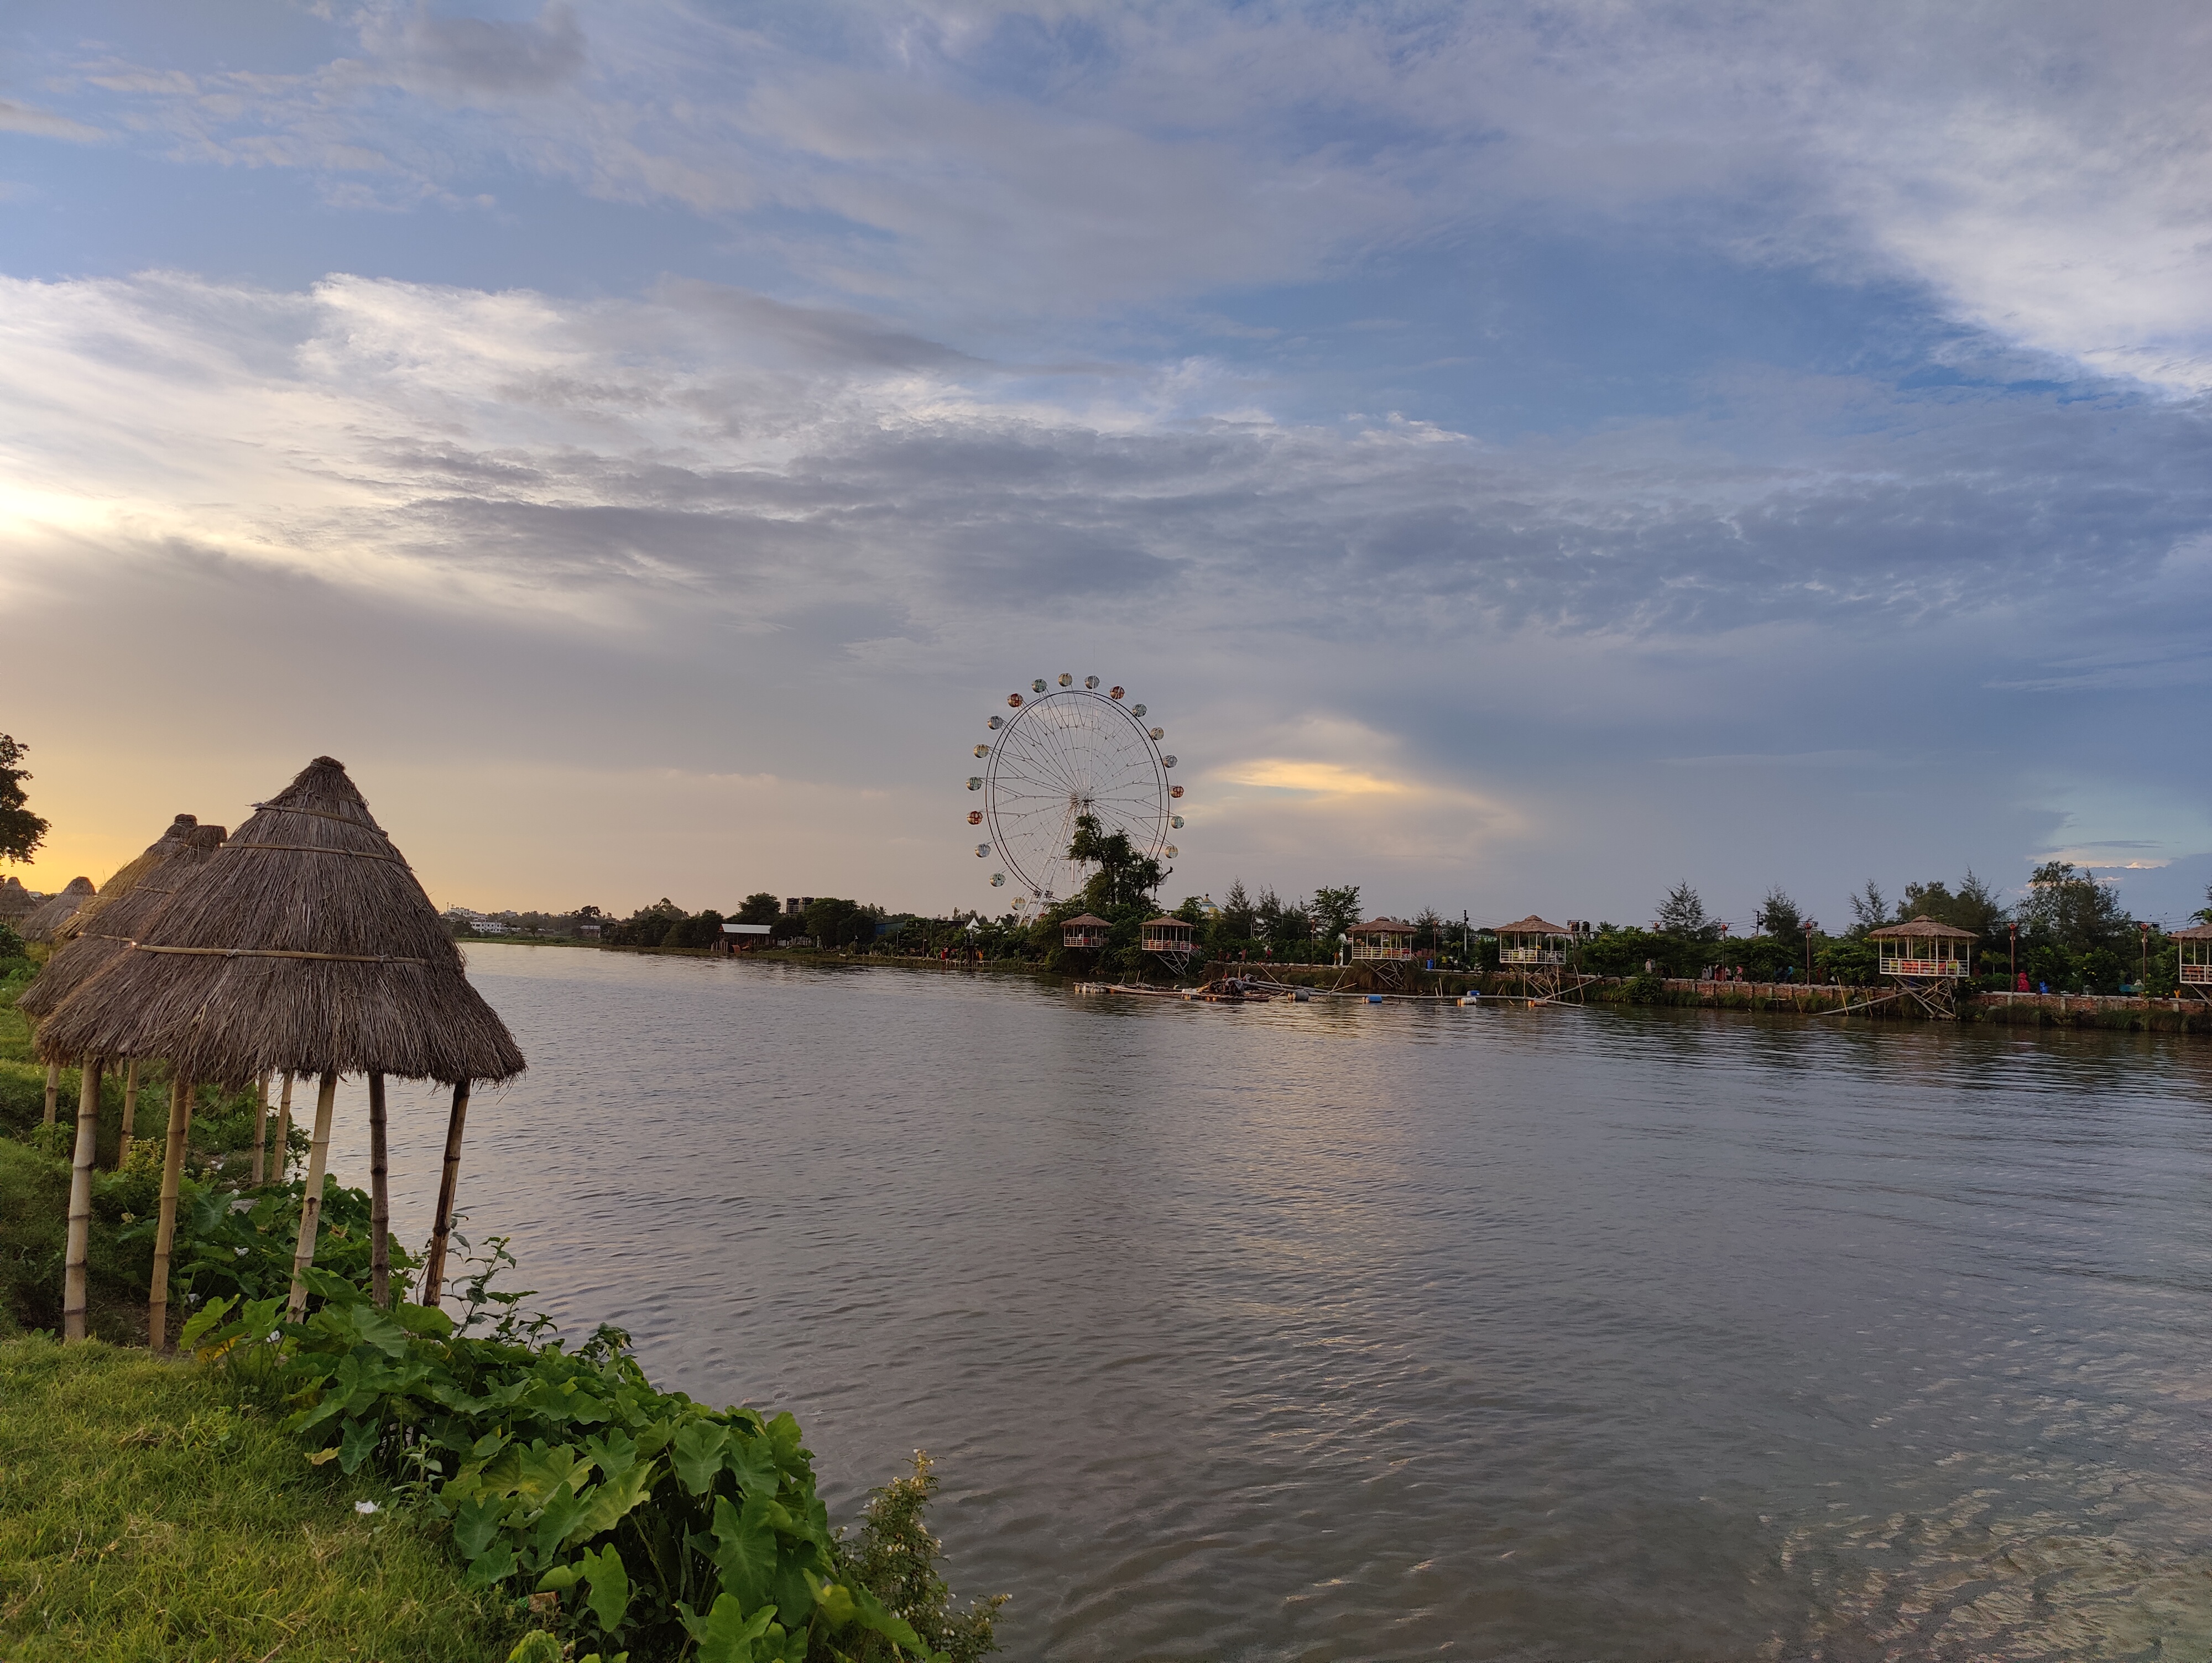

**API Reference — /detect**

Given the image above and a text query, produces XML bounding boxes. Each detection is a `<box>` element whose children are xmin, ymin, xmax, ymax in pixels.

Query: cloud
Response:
<box><xmin>23</xmin><ymin>3</ymin><xmax>2210</xmax><ymax>385</ymax></box>
<box><xmin>0</xmin><ymin>99</ymin><xmax>105</xmax><ymax>143</ymax></box>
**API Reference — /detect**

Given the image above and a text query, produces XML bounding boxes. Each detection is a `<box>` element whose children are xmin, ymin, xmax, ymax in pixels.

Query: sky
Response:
<box><xmin>3</xmin><ymin>0</ymin><xmax>2210</xmax><ymax>930</ymax></box>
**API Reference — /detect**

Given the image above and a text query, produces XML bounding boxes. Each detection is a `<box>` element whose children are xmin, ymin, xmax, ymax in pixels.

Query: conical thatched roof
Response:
<box><xmin>19</xmin><ymin>877</ymin><xmax>96</xmax><ymax>944</ymax></box>
<box><xmin>48</xmin><ymin>815</ymin><xmax>201</xmax><ymax>950</ymax></box>
<box><xmin>0</xmin><ymin>876</ymin><xmax>35</xmax><ymax>922</ymax></box>
<box><xmin>34</xmin><ymin>758</ymin><xmax>525</xmax><ymax>1086</ymax></box>
<box><xmin>17</xmin><ymin>822</ymin><xmax>227</xmax><ymax>1021</ymax></box>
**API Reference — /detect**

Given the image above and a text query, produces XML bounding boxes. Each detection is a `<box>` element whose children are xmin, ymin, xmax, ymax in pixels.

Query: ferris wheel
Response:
<box><xmin>964</xmin><ymin>674</ymin><xmax>1184</xmax><ymax>904</ymax></box>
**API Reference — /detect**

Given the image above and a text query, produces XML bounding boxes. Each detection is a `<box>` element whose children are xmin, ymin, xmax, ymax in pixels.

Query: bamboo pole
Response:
<box><xmin>117</xmin><ymin>1059</ymin><xmax>140</xmax><ymax>1164</ymax></box>
<box><xmin>62</xmin><ymin>1058</ymin><xmax>102</xmax><ymax>1342</ymax></box>
<box><xmin>248</xmin><ymin>1071</ymin><xmax>271</xmax><ymax>1186</ymax></box>
<box><xmin>273</xmin><ymin>1070</ymin><xmax>295</xmax><ymax>1182</ymax></box>
<box><xmin>367</xmin><ymin>1071</ymin><xmax>390</xmax><ymax>1309</ymax></box>
<box><xmin>286</xmin><ymin>1072</ymin><xmax>339</xmax><ymax>1319</ymax></box>
<box><xmin>149</xmin><ymin>1077</ymin><xmax>194</xmax><ymax>1352</ymax></box>
<box><xmin>420</xmin><ymin>1081</ymin><xmax>471</xmax><ymax>1309</ymax></box>
<box><xmin>43</xmin><ymin>1060</ymin><xmax>59</xmax><ymax>1126</ymax></box>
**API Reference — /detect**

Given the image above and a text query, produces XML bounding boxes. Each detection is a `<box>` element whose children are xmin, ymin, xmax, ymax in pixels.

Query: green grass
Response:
<box><xmin>0</xmin><ymin>1336</ymin><xmax>520</xmax><ymax>1662</ymax></box>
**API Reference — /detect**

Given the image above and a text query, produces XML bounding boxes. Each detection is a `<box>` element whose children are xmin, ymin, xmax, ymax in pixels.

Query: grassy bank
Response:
<box><xmin>0</xmin><ymin>1336</ymin><xmax>515</xmax><ymax>1662</ymax></box>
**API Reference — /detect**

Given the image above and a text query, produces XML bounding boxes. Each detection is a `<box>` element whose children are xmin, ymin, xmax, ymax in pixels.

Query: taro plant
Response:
<box><xmin>175</xmin><ymin>1202</ymin><xmax>999</xmax><ymax>1663</ymax></box>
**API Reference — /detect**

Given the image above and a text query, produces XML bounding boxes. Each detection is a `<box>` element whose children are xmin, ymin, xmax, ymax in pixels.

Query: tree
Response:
<box><xmin>1254</xmin><ymin>887</ymin><xmax>1310</xmax><ymax>944</ymax></box>
<box><xmin>1898</xmin><ymin>870</ymin><xmax>2007</xmax><ymax>939</ymax></box>
<box><xmin>1752</xmin><ymin>886</ymin><xmax>1802</xmax><ymax>939</ymax></box>
<box><xmin>737</xmin><ymin>892</ymin><xmax>781</xmax><ymax>925</ymax></box>
<box><xmin>2017</xmin><ymin>861</ymin><xmax>2132</xmax><ymax>953</ymax></box>
<box><xmin>1220</xmin><ymin>878</ymin><xmax>1256</xmax><ymax>942</ymax></box>
<box><xmin>1067</xmin><ymin>814</ymin><xmax>1162</xmax><ymax>912</ymax></box>
<box><xmin>1845</xmin><ymin>881</ymin><xmax>1888</xmax><ymax>935</ymax></box>
<box><xmin>0</xmin><ymin>734</ymin><xmax>48</xmax><ymax>865</ymax></box>
<box><xmin>1415</xmin><ymin>906</ymin><xmax>1444</xmax><ymax>950</ymax></box>
<box><xmin>1311</xmin><ymin>885</ymin><xmax>1362</xmax><ymax>943</ymax></box>
<box><xmin>1655</xmin><ymin>882</ymin><xmax>1719</xmax><ymax>940</ymax></box>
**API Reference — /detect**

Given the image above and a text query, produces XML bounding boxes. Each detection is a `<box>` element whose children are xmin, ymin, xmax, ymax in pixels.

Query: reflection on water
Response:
<box><xmin>330</xmin><ymin>948</ymin><xmax>2212</xmax><ymax>1661</ymax></box>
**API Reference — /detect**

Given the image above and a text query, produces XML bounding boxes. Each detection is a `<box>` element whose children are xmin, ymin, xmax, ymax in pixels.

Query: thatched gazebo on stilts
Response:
<box><xmin>35</xmin><ymin>758</ymin><xmax>524</xmax><ymax>1348</ymax></box>
<box><xmin>19</xmin><ymin>815</ymin><xmax>228</xmax><ymax>1163</ymax></box>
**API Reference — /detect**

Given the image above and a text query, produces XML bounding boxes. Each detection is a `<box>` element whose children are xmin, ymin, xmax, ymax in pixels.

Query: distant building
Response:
<box><xmin>722</xmin><ymin>922</ymin><xmax>772</xmax><ymax>953</ymax></box>
<box><xmin>784</xmin><ymin>896</ymin><xmax>816</xmax><ymax>916</ymax></box>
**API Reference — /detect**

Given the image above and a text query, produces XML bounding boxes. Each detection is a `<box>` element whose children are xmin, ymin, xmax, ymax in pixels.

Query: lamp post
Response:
<box><xmin>2141</xmin><ymin>921</ymin><xmax>2151</xmax><ymax>992</ymax></box>
<box><xmin>1803</xmin><ymin>918</ymin><xmax>1817</xmax><ymax>984</ymax></box>
<box><xmin>2009</xmin><ymin>922</ymin><xmax>2017</xmax><ymax>988</ymax></box>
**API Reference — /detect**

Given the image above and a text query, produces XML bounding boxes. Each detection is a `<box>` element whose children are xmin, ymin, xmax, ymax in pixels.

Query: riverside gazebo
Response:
<box><xmin>1349</xmin><ymin>918</ymin><xmax>1417</xmax><ymax>960</ymax></box>
<box><xmin>1867</xmin><ymin>916</ymin><xmax>1976</xmax><ymax>1017</ymax></box>
<box><xmin>1061</xmin><ymin>913</ymin><xmax>1111</xmax><ymax>949</ymax></box>
<box><xmin>35</xmin><ymin>757</ymin><xmax>524</xmax><ymax>1347</ymax></box>
<box><xmin>2171</xmin><ymin>923</ymin><xmax>2212</xmax><ymax>1000</ymax></box>
<box><xmin>18</xmin><ymin>815</ymin><xmax>228</xmax><ymax>1168</ymax></box>
<box><xmin>1141</xmin><ymin>914</ymin><xmax>1195</xmax><ymax>974</ymax></box>
<box><xmin>1489</xmin><ymin>915</ymin><xmax>1577</xmax><ymax>1002</ymax></box>
<box><xmin>19</xmin><ymin>876</ymin><xmax>96</xmax><ymax>945</ymax></box>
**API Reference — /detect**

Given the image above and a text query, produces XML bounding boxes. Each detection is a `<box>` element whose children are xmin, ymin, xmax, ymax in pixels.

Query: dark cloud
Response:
<box><xmin>373</xmin><ymin>4</ymin><xmax>588</xmax><ymax>98</ymax></box>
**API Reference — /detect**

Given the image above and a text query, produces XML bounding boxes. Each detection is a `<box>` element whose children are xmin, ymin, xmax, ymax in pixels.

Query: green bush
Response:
<box><xmin>176</xmin><ymin>1205</ymin><xmax>1001</xmax><ymax>1663</ymax></box>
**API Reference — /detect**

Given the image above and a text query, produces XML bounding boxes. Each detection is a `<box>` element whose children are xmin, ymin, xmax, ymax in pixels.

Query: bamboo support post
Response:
<box><xmin>274</xmin><ymin>1070</ymin><xmax>295</xmax><ymax>1182</ymax></box>
<box><xmin>62</xmin><ymin>1058</ymin><xmax>102</xmax><ymax>1342</ymax></box>
<box><xmin>367</xmin><ymin>1071</ymin><xmax>390</xmax><ymax>1308</ymax></box>
<box><xmin>117</xmin><ymin>1059</ymin><xmax>140</xmax><ymax>1164</ymax></box>
<box><xmin>420</xmin><ymin>1081</ymin><xmax>471</xmax><ymax>1309</ymax></box>
<box><xmin>43</xmin><ymin>1060</ymin><xmax>59</xmax><ymax>1126</ymax></box>
<box><xmin>249</xmin><ymin>1071</ymin><xmax>271</xmax><ymax>1186</ymax></box>
<box><xmin>148</xmin><ymin>1077</ymin><xmax>195</xmax><ymax>1352</ymax></box>
<box><xmin>286</xmin><ymin>1072</ymin><xmax>340</xmax><ymax>1318</ymax></box>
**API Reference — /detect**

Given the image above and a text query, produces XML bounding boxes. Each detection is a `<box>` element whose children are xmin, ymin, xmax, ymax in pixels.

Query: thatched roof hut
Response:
<box><xmin>35</xmin><ymin>759</ymin><xmax>523</xmax><ymax>1086</ymax></box>
<box><xmin>19</xmin><ymin>877</ymin><xmax>96</xmax><ymax>944</ymax></box>
<box><xmin>0</xmin><ymin>876</ymin><xmax>36</xmax><ymax>923</ymax></box>
<box><xmin>17</xmin><ymin>819</ymin><xmax>227</xmax><ymax>1022</ymax></box>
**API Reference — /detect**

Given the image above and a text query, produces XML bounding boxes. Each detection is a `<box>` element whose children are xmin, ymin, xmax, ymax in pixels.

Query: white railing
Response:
<box><xmin>1063</xmin><ymin>932</ymin><xmax>1107</xmax><ymax>949</ymax></box>
<box><xmin>2182</xmin><ymin>963</ymin><xmax>2212</xmax><ymax>984</ymax></box>
<box><xmin>1880</xmin><ymin>956</ymin><xmax>1968</xmax><ymax>978</ymax></box>
<box><xmin>1350</xmin><ymin>942</ymin><xmax>1416</xmax><ymax>960</ymax></box>
<box><xmin>1499</xmin><ymin>947</ymin><xmax>1564</xmax><ymax>965</ymax></box>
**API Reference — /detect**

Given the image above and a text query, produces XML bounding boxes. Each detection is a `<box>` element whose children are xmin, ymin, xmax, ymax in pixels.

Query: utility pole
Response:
<box><xmin>2009</xmin><ymin>922</ymin><xmax>2017</xmax><ymax>987</ymax></box>
<box><xmin>1804</xmin><ymin>918</ymin><xmax>1817</xmax><ymax>984</ymax></box>
<box><xmin>2141</xmin><ymin>921</ymin><xmax>2151</xmax><ymax>991</ymax></box>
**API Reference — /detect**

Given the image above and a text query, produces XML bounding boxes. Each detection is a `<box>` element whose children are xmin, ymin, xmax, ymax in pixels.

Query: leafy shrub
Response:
<box><xmin>177</xmin><ymin>1202</ymin><xmax>1000</xmax><ymax>1663</ymax></box>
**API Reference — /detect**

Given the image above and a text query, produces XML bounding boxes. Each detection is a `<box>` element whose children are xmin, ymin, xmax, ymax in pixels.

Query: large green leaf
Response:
<box><xmin>679</xmin><ymin>1593</ymin><xmax>775</xmax><ymax>1663</ymax></box>
<box><xmin>453</xmin><ymin>1492</ymin><xmax>507</xmax><ymax>1560</ymax></box>
<box><xmin>671</xmin><ymin>1420</ymin><xmax>729</xmax><ymax>1494</ymax></box>
<box><xmin>533</xmin><ymin>1480</ymin><xmax>589</xmax><ymax>1564</ymax></box>
<box><xmin>708</xmin><ymin>1493</ymin><xmax>781</xmax><ymax>1613</ymax></box>
<box><xmin>721</xmin><ymin>1435</ymin><xmax>780</xmax><ymax>1496</ymax></box>
<box><xmin>580</xmin><ymin>1541</ymin><xmax>631</xmax><ymax>1635</ymax></box>
<box><xmin>564</xmin><ymin>1458</ymin><xmax>658</xmax><ymax>1549</ymax></box>
<box><xmin>337</xmin><ymin>1414</ymin><xmax>379</xmax><ymax>1474</ymax></box>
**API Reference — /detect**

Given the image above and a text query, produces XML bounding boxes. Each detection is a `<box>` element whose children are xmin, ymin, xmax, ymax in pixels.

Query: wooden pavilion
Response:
<box><xmin>2172</xmin><ymin>923</ymin><xmax>2212</xmax><ymax>999</ymax></box>
<box><xmin>1867</xmin><ymin>916</ymin><xmax>1976</xmax><ymax>1017</ymax></box>
<box><xmin>35</xmin><ymin>757</ymin><xmax>524</xmax><ymax>1347</ymax></box>
<box><xmin>1488</xmin><ymin>915</ymin><xmax>1580</xmax><ymax>1002</ymax></box>
<box><xmin>1348</xmin><ymin>918</ymin><xmax>1417</xmax><ymax>960</ymax></box>
<box><xmin>1061</xmin><ymin>913</ymin><xmax>1111</xmax><ymax>949</ymax></box>
<box><xmin>1140</xmin><ymin>915</ymin><xmax>1194</xmax><ymax>972</ymax></box>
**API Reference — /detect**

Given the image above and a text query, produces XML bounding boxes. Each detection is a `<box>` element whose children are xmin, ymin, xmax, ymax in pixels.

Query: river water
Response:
<box><xmin>334</xmin><ymin>945</ymin><xmax>2212</xmax><ymax>1661</ymax></box>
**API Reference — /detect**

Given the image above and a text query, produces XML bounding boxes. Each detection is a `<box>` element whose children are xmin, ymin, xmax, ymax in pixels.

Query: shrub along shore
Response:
<box><xmin>1</xmin><ymin>957</ymin><xmax>1004</xmax><ymax>1663</ymax></box>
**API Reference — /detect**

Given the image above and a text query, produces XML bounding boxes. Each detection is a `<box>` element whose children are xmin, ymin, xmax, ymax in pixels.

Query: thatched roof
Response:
<box><xmin>1867</xmin><ymin>915</ymin><xmax>1978</xmax><ymax>940</ymax></box>
<box><xmin>1349</xmin><ymin>917</ymin><xmax>1415</xmax><ymax>934</ymax></box>
<box><xmin>1489</xmin><ymin>914</ymin><xmax>1571</xmax><ymax>937</ymax></box>
<box><xmin>1061</xmin><ymin>913</ymin><xmax>1110</xmax><ymax>928</ymax></box>
<box><xmin>48</xmin><ymin>815</ymin><xmax>202</xmax><ymax>950</ymax></box>
<box><xmin>0</xmin><ymin>876</ymin><xmax>36</xmax><ymax>922</ymax></box>
<box><xmin>19</xmin><ymin>877</ymin><xmax>96</xmax><ymax>944</ymax></box>
<box><xmin>17</xmin><ymin>821</ymin><xmax>227</xmax><ymax>1021</ymax></box>
<box><xmin>2168</xmin><ymin>922</ymin><xmax>2212</xmax><ymax>942</ymax></box>
<box><xmin>34</xmin><ymin>757</ymin><xmax>525</xmax><ymax>1086</ymax></box>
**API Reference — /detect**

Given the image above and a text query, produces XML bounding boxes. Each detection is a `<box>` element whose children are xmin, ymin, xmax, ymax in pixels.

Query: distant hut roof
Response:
<box><xmin>1489</xmin><ymin>914</ymin><xmax>1571</xmax><ymax>936</ymax></box>
<box><xmin>34</xmin><ymin>757</ymin><xmax>525</xmax><ymax>1086</ymax></box>
<box><xmin>2168</xmin><ymin>922</ymin><xmax>2212</xmax><ymax>941</ymax></box>
<box><xmin>0</xmin><ymin>876</ymin><xmax>36</xmax><ymax>922</ymax></box>
<box><xmin>19</xmin><ymin>877</ymin><xmax>97</xmax><ymax>944</ymax></box>
<box><xmin>1143</xmin><ymin>915</ymin><xmax>1192</xmax><ymax>928</ymax></box>
<box><xmin>18</xmin><ymin>821</ymin><xmax>227</xmax><ymax>1021</ymax></box>
<box><xmin>1349</xmin><ymin>917</ymin><xmax>1415</xmax><ymax>934</ymax></box>
<box><xmin>49</xmin><ymin>815</ymin><xmax>201</xmax><ymax>949</ymax></box>
<box><xmin>1062</xmin><ymin>913</ymin><xmax>1111</xmax><ymax>928</ymax></box>
<box><xmin>1867</xmin><ymin>916</ymin><xmax>1978</xmax><ymax>940</ymax></box>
